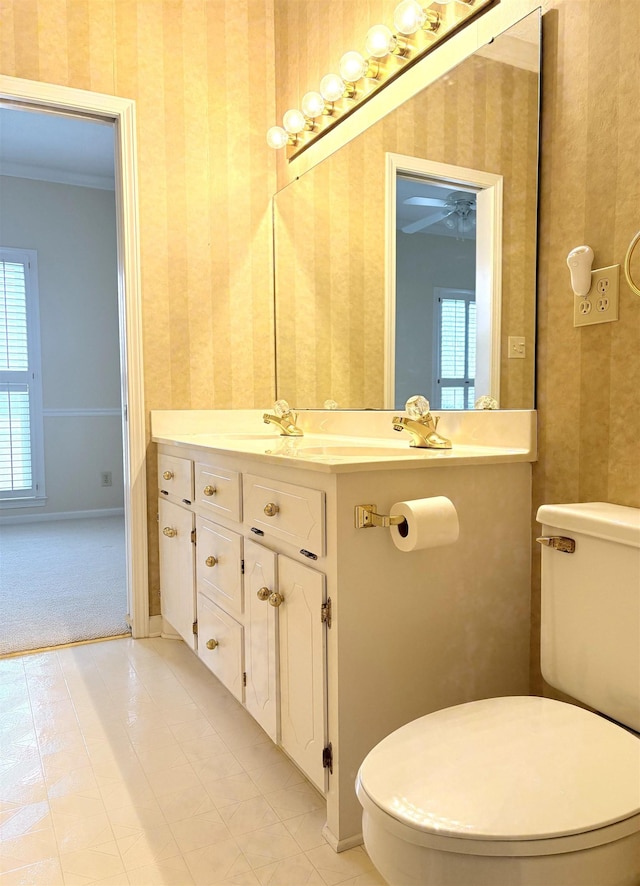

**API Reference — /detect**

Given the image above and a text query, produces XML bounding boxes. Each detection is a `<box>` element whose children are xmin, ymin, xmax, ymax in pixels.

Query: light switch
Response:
<box><xmin>508</xmin><ymin>336</ymin><xmax>526</xmax><ymax>359</ymax></box>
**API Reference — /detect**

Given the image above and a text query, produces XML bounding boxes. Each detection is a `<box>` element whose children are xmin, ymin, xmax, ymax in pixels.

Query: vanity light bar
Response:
<box><xmin>267</xmin><ymin>0</ymin><xmax>494</xmax><ymax>159</ymax></box>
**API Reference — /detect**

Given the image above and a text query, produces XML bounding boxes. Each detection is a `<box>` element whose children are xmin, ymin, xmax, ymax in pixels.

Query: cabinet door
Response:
<box><xmin>244</xmin><ymin>540</ymin><xmax>278</xmax><ymax>742</ymax></box>
<box><xmin>158</xmin><ymin>499</ymin><xmax>196</xmax><ymax>648</ymax></box>
<box><xmin>278</xmin><ymin>556</ymin><xmax>327</xmax><ymax>792</ymax></box>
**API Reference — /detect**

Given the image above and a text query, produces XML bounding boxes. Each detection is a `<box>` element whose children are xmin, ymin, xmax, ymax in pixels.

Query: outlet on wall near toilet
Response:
<box><xmin>574</xmin><ymin>265</ymin><xmax>620</xmax><ymax>327</ymax></box>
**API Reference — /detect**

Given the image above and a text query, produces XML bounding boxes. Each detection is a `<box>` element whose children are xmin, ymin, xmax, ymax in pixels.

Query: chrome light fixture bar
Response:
<box><xmin>267</xmin><ymin>0</ymin><xmax>495</xmax><ymax>159</ymax></box>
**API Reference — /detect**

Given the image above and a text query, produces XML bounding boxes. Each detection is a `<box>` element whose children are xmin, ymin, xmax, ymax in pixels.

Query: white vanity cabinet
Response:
<box><xmin>158</xmin><ymin>450</ymin><xmax>328</xmax><ymax>776</ymax></box>
<box><xmin>155</xmin><ymin>431</ymin><xmax>533</xmax><ymax>854</ymax></box>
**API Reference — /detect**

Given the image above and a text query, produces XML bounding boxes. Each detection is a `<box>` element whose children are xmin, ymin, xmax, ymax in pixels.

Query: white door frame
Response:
<box><xmin>385</xmin><ymin>152</ymin><xmax>503</xmax><ymax>409</ymax></box>
<box><xmin>0</xmin><ymin>75</ymin><xmax>149</xmax><ymax>638</ymax></box>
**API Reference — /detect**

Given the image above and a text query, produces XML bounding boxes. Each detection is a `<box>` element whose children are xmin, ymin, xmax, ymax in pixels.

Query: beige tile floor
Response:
<box><xmin>0</xmin><ymin>637</ymin><xmax>386</xmax><ymax>886</ymax></box>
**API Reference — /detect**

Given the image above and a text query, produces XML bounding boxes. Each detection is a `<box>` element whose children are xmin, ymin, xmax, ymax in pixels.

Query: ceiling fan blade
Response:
<box><xmin>401</xmin><ymin>208</ymin><xmax>452</xmax><ymax>234</ymax></box>
<box><xmin>403</xmin><ymin>196</ymin><xmax>448</xmax><ymax>207</ymax></box>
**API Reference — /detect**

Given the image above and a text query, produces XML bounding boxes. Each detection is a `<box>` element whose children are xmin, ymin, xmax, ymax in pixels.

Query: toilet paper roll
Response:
<box><xmin>390</xmin><ymin>496</ymin><xmax>459</xmax><ymax>552</ymax></box>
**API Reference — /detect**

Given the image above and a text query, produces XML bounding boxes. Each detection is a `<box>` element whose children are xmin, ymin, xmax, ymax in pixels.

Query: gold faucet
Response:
<box><xmin>263</xmin><ymin>400</ymin><xmax>303</xmax><ymax>436</ymax></box>
<box><xmin>392</xmin><ymin>395</ymin><xmax>452</xmax><ymax>449</ymax></box>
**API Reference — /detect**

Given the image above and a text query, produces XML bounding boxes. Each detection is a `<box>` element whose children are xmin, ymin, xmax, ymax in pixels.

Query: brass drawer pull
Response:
<box><xmin>257</xmin><ymin>587</ymin><xmax>270</xmax><ymax>601</ymax></box>
<box><xmin>205</xmin><ymin>555</ymin><xmax>218</xmax><ymax>568</ymax></box>
<box><xmin>162</xmin><ymin>527</ymin><xmax>177</xmax><ymax>538</ymax></box>
<box><xmin>162</xmin><ymin>470</ymin><xmax>174</xmax><ymax>480</ymax></box>
<box><xmin>206</xmin><ymin>638</ymin><xmax>218</xmax><ymax>650</ymax></box>
<box><xmin>204</xmin><ymin>485</ymin><xmax>217</xmax><ymax>496</ymax></box>
<box><xmin>268</xmin><ymin>592</ymin><xmax>284</xmax><ymax>608</ymax></box>
<box><xmin>264</xmin><ymin>502</ymin><xmax>279</xmax><ymax>517</ymax></box>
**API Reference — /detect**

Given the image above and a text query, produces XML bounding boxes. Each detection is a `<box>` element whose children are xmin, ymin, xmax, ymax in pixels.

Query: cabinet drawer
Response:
<box><xmin>195</xmin><ymin>462</ymin><xmax>242</xmax><ymax>523</ymax></box>
<box><xmin>197</xmin><ymin>594</ymin><xmax>244</xmax><ymax>703</ymax></box>
<box><xmin>158</xmin><ymin>454</ymin><xmax>193</xmax><ymax>502</ymax></box>
<box><xmin>196</xmin><ymin>517</ymin><xmax>243</xmax><ymax>618</ymax></box>
<box><xmin>243</xmin><ymin>473</ymin><xmax>325</xmax><ymax>556</ymax></box>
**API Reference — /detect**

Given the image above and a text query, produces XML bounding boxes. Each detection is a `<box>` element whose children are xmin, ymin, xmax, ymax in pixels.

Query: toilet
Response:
<box><xmin>356</xmin><ymin>502</ymin><xmax>640</xmax><ymax>886</ymax></box>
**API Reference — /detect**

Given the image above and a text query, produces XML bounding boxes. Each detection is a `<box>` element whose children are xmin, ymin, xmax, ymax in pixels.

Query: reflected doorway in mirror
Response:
<box><xmin>385</xmin><ymin>154</ymin><xmax>502</xmax><ymax>411</ymax></box>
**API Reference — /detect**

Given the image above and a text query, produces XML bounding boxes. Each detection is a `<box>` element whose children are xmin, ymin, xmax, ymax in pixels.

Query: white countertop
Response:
<box><xmin>151</xmin><ymin>410</ymin><xmax>537</xmax><ymax>474</ymax></box>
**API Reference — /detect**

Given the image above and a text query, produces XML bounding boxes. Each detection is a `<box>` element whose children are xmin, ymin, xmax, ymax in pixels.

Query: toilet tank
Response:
<box><xmin>537</xmin><ymin>502</ymin><xmax>640</xmax><ymax>732</ymax></box>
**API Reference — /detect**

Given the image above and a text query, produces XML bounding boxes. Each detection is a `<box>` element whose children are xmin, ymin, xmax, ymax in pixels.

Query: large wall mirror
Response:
<box><xmin>273</xmin><ymin>11</ymin><xmax>540</xmax><ymax>410</ymax></box>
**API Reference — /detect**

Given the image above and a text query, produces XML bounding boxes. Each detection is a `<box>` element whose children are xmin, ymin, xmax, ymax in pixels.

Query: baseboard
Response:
<box><xmin>0</xmin><ymin>507</ymin><xmax>125</xmax><ymax>525</ymax></box>
<box><xmin>322</xmin><ymin>825</ymin><xmax>363</xmax><ymax>852</ymax></box>
<box><xmin>148</xmin><ymin>614</ymin><xmax>164</xmax><ymax>637</ymax></box>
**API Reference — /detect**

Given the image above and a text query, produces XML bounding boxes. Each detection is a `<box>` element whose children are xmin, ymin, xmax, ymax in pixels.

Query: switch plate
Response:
<box><xmin>573</xmin><ymin>264</ymin><xmax>619</xmax><ymax>327</ymax></box>
<box><xmin>101</xmin><ymin>471</ymin><xmax>113</xmax><ymax>487</ymax></box>
<box><xmin>508</xmin><ymin>336</ymin><xmax>526</xmax><ymax>359</ymax></box>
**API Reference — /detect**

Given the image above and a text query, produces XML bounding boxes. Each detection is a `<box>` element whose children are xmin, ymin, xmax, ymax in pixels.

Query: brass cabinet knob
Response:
<box><xmin>268</xmin><ymin>591</ymin><xmax>284</xmax><ymax>608</ymax></box>
<box><xmin>256</xmin><ymin>587</ymin><xmax>271</xmax><ymax>601</ymax></box>
<box><xmin>162</xmin><ymin>470</ymin><xmax>174</xmax><ymax>480</ymax></box>
<box><xmin>264</xmin><ymin>502</ymin><xmax>279</xmax><ymax>517</ymax></box>
<box><xmin>205</xmin><ymin>555</ymin><xmax>218</xmax><ymax>568</ymax></box>
<box><xmin>162</xmin><ymin>527</ymin><xmax>177</xmax><ymax>538</ymax></box>
<box><xmin>206</xmin><ymin>638</ymin><xmax>218</xmax><ymax>650</ymax></box>
<box><xmin>204</xmin><ymin>485</ymin><xmax>217</xmax><ymax>497</ymax></box>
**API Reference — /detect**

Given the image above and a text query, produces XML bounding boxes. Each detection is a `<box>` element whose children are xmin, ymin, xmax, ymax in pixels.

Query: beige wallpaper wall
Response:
<box><xmin>272</xmin><ymin>0</ymin><xmax>640</xmax><ymax>692</ymax></box>
<box><xmin>0</xmin><ymin>0</ymin><xmax>277</xmax><ymax>614</ymax></box>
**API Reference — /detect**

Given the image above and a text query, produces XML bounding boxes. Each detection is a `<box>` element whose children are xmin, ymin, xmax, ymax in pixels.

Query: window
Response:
<box><xmin>433</xmin><ymin>288</ymin><xmax>476</xmax><ymax>409</ymax></box>
<box><xmin>0</xmin><ymin>248</ymin><xmax>45</xmax><ymax>504</ymax></box>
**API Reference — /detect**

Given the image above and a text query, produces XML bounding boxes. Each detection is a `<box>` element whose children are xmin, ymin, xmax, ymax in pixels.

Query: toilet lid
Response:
<box><xmin>359</xmin><ymin>696</ymin><xmax>640</xmax><ymax>841</ymax></box>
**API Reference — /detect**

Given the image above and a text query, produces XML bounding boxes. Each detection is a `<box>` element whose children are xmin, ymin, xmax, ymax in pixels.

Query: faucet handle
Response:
<box><xmin>274</xmin><ymin>399</ymin><xmax>293</xmax><ymax>417</ymax></box>
<box><xmin>405</xmin><ymin>395</ymin><xmax>430</xmax><ymax>419</ymax></box>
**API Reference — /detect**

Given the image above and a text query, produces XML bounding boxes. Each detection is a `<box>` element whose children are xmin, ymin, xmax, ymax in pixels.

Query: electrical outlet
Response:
<box><xmin>101</xmin><ymin>471</ymin><xmax>112</xmax><ymax>487</ymax></box>
<box><xmin>508</xmin><ymin>335</ymin><xmax>526</xmax><ymax>359</ymax></box>
<box><xmin>573</xmin><ymin>264</ymin><xmax>619</xmax><ymax>327</ymax></box>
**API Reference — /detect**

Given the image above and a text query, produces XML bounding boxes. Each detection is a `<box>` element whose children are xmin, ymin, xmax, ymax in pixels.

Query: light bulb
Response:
<box><xmin>444</xmin><ymin>215</ymin><xmax>456</xmax><ymax>229</ymax></box>
<box><xmin>320</xmin><ymin>73</ymin><xmax>346</xmax><ymax>102</ymax></box>
<box><xmin>339</xmin><ymin>51</ymin><xmax>368</xmax><ymax>83</ymax></box>
<box><xmin>365</xmin><ymin>24</ymin><xmax>396</xmax><ymax>58</ymax></box>
<box><xmin>282</xmin><ymin>108</ymin><xmax>306</xmax><ymax>134</ymax></box>
<box><xmin>393</xmin><ymin>0</ymin><xmax>426</xmax><ymax>35</ymax></box>
<box><xmin>266</xmin><ymin>125</ymin><xmax>288</xmax><ymax>149</ymax></box>
<box><xmin>301</xmin><ymin>91</ymin><xmax>326</xmax><ymax>118</ymax></box>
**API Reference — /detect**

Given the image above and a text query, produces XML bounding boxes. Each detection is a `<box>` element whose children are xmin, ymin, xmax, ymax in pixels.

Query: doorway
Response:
<box><xmin>0</xmin><ymin>75</ymin><xmax>148</xmax><ymax>644</ymax></box>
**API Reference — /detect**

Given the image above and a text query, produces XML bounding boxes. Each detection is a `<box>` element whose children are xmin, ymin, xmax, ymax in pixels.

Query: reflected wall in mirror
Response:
<box><xmin>274</xmin><ymin>11</ymin><xmax>540</xmax><ymax>410</ymax></box>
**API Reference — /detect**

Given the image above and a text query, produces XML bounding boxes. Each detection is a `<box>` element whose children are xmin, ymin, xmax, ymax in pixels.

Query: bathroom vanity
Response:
<box><xmin>151</xmin><ymin>408</ymin><xmax>536</xmax><ymax>850</ymax></box>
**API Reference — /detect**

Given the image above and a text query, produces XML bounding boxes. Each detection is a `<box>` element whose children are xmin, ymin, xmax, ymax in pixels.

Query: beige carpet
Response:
<box><xmin>0</xmin><ymin>516</ymin><xmax>129</xmax><ymax>655</ymax></box>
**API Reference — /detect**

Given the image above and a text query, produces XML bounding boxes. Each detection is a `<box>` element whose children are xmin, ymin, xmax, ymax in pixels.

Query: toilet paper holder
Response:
<box><xmin>355</xmin><ymin>503</ymin><xmax>406</xmax><ymax>530</ymax></box>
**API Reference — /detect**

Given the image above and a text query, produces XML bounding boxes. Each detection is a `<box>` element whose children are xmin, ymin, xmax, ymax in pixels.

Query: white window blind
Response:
<box><xmin>0</xmin><ymin>249</ymin><xmax>45</xmax><ymax>502</ymax></box>
<box><xmin>434</xmin><ymin>290</ymin><xmax>476</xmax><ymax>409</ymax></box>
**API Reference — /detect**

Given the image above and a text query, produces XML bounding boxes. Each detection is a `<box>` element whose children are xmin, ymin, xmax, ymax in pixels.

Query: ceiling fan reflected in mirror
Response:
<box><xmin>401</xmin><ymin>190</ymin><xmax>477</xmax><ymax>235</ymax></box>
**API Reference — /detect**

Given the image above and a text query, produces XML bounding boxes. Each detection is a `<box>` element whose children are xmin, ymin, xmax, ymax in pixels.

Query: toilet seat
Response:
<box><xmin>357</xmin><ymin>696</ymin><xmax>640</xmax><ymax>857</ymax></box>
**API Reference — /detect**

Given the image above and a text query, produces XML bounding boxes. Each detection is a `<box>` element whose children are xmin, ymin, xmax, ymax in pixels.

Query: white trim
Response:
<box><xmin>43</xmin><ymin>408</ymin><xmax>122</xmax><ymax>417</ymax></box>
<box><xmin>148</xmin><ymin>614</ymin><xmax>164</xmax><ymax>638</ymax></box>
<box><xmin>0</xmin><ymin>246</ymin><xmax>46</xmax><ymax>501</ymax></box>
<box><xmin>384</xmin><ymin>153</ymin><xmax>502</xmax><ymax>409</ymax></box>
<box><xmin>0</xmin><ymin>76</ymin><xmax>149</xmax><ymax>639</ymax></box>
<box><xmin>0</xmin><ymin>506</ymin><xmax>124</xmax><ymax>525</ymax></box>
